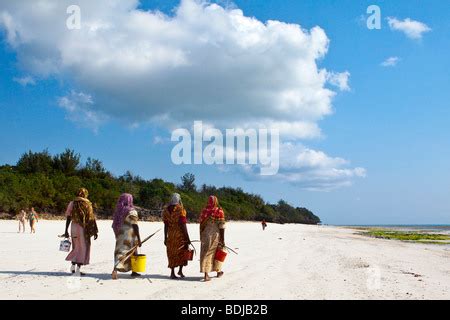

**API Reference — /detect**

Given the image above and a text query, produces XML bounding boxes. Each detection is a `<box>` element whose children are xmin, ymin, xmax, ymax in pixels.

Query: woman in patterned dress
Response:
<box><xmin>163</xmin><ymin>193</ymin><xmax>191</xmax><ymax>279</ymax></box>
<box><xmin>111</xmin><ymin>193</ymin><xmax>142</xmax><ymax>280</ymax></box>
<box><xmin>199</xmin><ymin>195</ymin><xmax>226</xmax><ymax>282</ymax></box>
<box><xmin>63</xmin><ymin>188</ymin><xmax>99</xmax><ymax>275</ymax></box>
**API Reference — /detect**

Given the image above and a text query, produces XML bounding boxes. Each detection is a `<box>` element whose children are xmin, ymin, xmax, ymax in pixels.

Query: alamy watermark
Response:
<box><xmin>66</xmin><ymin>5</ymin><xmax>81</xmax><ymax>30</ymax></box>
<box><xmin>366</xmin><ymin>5</ymin><xmax>381</xmax><ymax>30</ymax></box>
<box><xmin>366</xmin><ymin>265</ymin><xmax>381</xmax><ymax>290</ymax></box>
<box><xmin>171</xmin><ymin>121</ymin><xmax>279</xmax><ymax>176</ymax></box>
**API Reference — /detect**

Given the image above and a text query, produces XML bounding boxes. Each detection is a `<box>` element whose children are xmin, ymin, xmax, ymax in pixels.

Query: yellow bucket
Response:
<box><xmin>131</xmin><ymin>254</ymin><xmax>147</xmax><ymax>273</ymax></box>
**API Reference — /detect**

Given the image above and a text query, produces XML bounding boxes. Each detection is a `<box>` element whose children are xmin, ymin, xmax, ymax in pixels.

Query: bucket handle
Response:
<box><xmin>178</xmin><ymin>242</ymin><xmax>197</xmax><ymax>257</ymax></box>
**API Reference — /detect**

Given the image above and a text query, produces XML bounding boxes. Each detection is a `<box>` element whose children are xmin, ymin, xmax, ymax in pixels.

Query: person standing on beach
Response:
<box><xmin>28</xmin><ymin>208</ymin><xmax>38</xmax><ymax>233</ymax></box>
<box><xmin>199</xmin><ymin>195</ymin><xmax>226</xmax><ymax>282</ymax></box>
<box><xmin>261</xmin><ymin>220</ymin><xmax>267</xmax><ymax>231</ymax></box>
<box><xmin>163</xmin><ymin>193</ymin><xmax>191</xmax><ymax>279</ymax></box>
<box><xmin>63</xmin><ymin>188</ymin><xmax>98</xmax><ymax>275</ymax></box>
<box><xmin>111</xmin><ymin>193</ymin><xmax>142</xmax><ymax>280</ymax></box>
<box><xmin>17</xmin><ymin>210</ymin><xmax>27</xmax><ymax>233</ymax></box>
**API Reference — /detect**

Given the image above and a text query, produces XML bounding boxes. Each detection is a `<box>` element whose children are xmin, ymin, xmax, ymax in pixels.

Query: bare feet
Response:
<box><xmin>131</xmin><ymin>272</ymin><xmax>141</xmax><ymax>277</ymax></box>
<box><xmin>204</xmin><ymin>273</ymin><xmax>211</xmax><ymax>282</ymax></box>
<box><xmin>217</xmin><ymin>271</ymin><xmax>224</xmax><ymax>278</ymax></box>
<box><xmin>178</xmin><ymin>270</ymin><xmax>185</xmax><ymax>278</ymax></box>
<box><xmin>112</xmin><ymin>270</ymin><xmax>118</xmax><ymax>280</ymax></box>
<box><xmin>170</xmin><ymin>274</ymin><xmax>179</xmax><ymax>279</ymax></box>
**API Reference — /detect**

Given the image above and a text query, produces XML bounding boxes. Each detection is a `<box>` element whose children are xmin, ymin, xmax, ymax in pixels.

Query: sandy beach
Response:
<box><xmin>0</xmin><ymin>220</ymin><xmax>449</xmax><ymax>300</ymax></box>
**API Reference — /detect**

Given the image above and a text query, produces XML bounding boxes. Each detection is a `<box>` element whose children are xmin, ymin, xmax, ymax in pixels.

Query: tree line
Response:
<box><xmin>0</xmin><ymin>149</ymin><xmax>321</xmax><ymax>224</ymax></box>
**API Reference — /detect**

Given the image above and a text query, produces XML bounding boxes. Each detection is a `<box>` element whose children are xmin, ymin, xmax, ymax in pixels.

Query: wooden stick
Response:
<box><xmin>114</xmin><ymin>229</ymin><xmax>161</xmax><ymax>269</ymax></box>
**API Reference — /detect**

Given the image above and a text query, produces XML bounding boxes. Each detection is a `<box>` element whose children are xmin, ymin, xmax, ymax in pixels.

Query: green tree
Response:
<box><xmin>16</xmin><ymin>150</ymin><xmax>53</xmax><ymax>174</ymax></box>
<box><xmin>53</xmin><ymin>149</ymin><xmax>80</xmax><ymax>175</ymax></box>
<box><xmin>180</xmin><ymin>173</ymin><xmax>196</xmax><ymax>192</ymax></box>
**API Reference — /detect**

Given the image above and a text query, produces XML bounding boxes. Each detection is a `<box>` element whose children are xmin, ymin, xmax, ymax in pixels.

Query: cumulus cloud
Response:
<box><xmin>387</xmin><ymin>17</ymin><xmax>431</xmax><ymax>40</ymax></box>
<box><xmin>226</xmin><ymin>142</ymin><xmax>366</xmax><ymax>191</ymax></box>
<box><xmin>380</xmin><ymin>56</ymin><xmax>400</xmax><ymax>67</ymax></box>
<box><xmin>0</xmin><ymin>0</ymin><xmax>345</xmax><ymax>130</ymax></box>
<box><xmin>13</xmin><ymin>75</ymin><xmax>36</xmax><ymax>86</ymax></box>
<box><xmin>326</xmin><ymin>71</ymin><xmax>350</xmax><ymax>91</ymax></box>
<box><xmin>0</xmin><ymin>0</ymin><xmax>364</xmax><ymax>190</ymax></box>
<box><xmin>58</xmin><ymin>91</ymin><xmax>108</xmax><ymax>131</ymax></box>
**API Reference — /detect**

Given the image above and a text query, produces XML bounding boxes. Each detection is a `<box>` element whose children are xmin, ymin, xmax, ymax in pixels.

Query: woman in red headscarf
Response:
<box><xmin>199</xmin><ymin>195</ymin><xmax>226</xmax><ymax>282</ymax></box>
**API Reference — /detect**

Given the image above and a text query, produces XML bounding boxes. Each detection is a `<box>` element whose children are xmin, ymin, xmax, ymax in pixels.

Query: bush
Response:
<box><xmin>0</xmin><ymin>150</ymin><xmax>321</xmax><ymax>224</ymax></box>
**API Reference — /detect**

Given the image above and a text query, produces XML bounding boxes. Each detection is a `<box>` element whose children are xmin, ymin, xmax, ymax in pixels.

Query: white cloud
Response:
<box><xmin>387</xmin><ymin>17</ymin><xmax>431</xmax><ymax>40</ymax></box>
<box><xmin>0</xmin><ymin>0</ymin><xmax>341</xmax><ymax>130</ymax></box>
<box><xmin>232</xmin><ymin>143</ymin><xmax>366</xmax><ymax>191</ymax></box>
<box><xmin>326</xmin><ymin>71</ymin><xmax>350</xmax><ymax>91</ymax></box>
<box><xmin>13</xmin><ymin>75</ymin><xmax>36</xmax><ymax>86</ymax></box>
<box><xmin>0</xmin><ymin>0</ymin><xmax>364</xmax><ymax>190</ymax></box>
<box><xmin>153</xmin><ymin>135</ymin><xmax>170</xmax><ymax>145</ymax></box>
<box><xmin>380</xmin><ymin>56</ymin><xmax>400</xmax><ymax>67</ymax></box>
<box><xmin>58</xmin><ymin>91</ymin><xmax>108</xmax><ymax>131</ymax></box>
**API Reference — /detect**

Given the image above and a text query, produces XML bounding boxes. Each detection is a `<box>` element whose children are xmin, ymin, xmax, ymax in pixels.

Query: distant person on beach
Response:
<box><xmin>17</xmin><ymin>210</ymin><xmax>27</xmax><ymax>233</ymax></box>
<box><xmin>28</xmin><ymin>208</ymin><xmax>38</xmax><ymax>233</ymax></box>
<box><xmin>163</xmin><ymin>193</ymin><xmax>191</xmax><ymax>279</ymax></box>
<box><xmin>63</xmin><ymin>188</ymin><xmax>98</xmax><ymax>275</ymax></box>
<box><xmin>261</xmin><ymin>220</ymin><xmax>267</xmax><ymax>231</ymax></box>
<box><xmin>199</xmin><ymin>195</ymin><xmax>226</xmax><ymax>282</ymax></box>
<box><xmin>111</xmin><ymin>193</ymin><xmax>142</xmax><ymax>280</ymax></box>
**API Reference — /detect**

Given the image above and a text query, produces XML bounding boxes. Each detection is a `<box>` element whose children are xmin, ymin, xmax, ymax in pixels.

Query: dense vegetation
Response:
<box><xmin>0</xmin><ymin>149</ymin><xmax>321</xmax><ymax>224</ymax></box>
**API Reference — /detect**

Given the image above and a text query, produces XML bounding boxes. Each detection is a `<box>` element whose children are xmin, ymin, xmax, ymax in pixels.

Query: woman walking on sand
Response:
<box><xmin>28</xmin><ymin>208</ymin><xmax>38</xmax><ymax>233</ymax></box>
<box><xmin>199</xmin><ymin>195</ymin><xmax>226</xmax><ymax>282</ymax></box>
<box><xmin>63</xmin><ymin>188</ymin><xmax>98</xmax><ymax>275</ymax></box>
<box><xmin>111</xmin><ymin>193</ymin><xmax>142</xmax><ymax>280</ymax></box>
<box><xmin>17</xmin><ymin>210</ymin><xmax>27</xmax><ymax>233</ymax></box>
<box><xmin>163</xmin><ymin>193</ymin><xmax>191</xmax><ymax>279</ymax></box>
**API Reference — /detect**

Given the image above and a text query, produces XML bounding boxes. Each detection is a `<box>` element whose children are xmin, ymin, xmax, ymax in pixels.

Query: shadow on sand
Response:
<box><xmin>0</xmin><ymin>270</ymin><xmax>204</xmax><ymax>282</ymax></box>
<box><xmin>145</xmin><ymin>273</ymin><xmax>204</xmax><ymax>282</ymax></box>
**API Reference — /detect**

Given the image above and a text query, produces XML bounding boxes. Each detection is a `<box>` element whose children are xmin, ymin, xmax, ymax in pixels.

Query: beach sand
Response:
<box><xmin>0</xmin><ymin>220</ymin><xmax>449</xmax><ymax>300</ymax></box>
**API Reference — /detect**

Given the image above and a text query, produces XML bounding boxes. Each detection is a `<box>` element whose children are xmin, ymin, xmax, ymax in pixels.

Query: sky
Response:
<box><xmin>0</xmin><ymin>0</ymin><xmax>449</xmax><ymax>225</ymax></box>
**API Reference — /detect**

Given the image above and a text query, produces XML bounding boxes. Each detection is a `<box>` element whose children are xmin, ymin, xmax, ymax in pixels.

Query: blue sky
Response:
<box><xmin>0</xmin><ymin>0</ymin><xmax>449</xmax><ymax>224</ymax></box>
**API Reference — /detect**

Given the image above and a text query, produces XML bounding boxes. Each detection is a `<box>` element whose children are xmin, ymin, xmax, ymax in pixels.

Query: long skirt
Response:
<box><xmin>66</xmin><ymin>222</ymin><xmax>91</xmax><ymax>265</ymax></box>
<box><xmin>166</xmin><ymin>225</ymin><xmax>188</xmax><ymax>269</ymax></box>
<box><xmin>200</xmin><ymin>220</ymin><xmax>222</xmax><ymax>273</ymax></box>
<box><xmin>114</xmin><ymin>223</ymin><xmax>138</xmax><ymax>272</ymax></box>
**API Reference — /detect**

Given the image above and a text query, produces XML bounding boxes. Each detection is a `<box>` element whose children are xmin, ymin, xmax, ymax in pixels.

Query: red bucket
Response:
<box><xmin>185</xmin><ymin>249</ymin><xmax>194</xmax><ymax>261</ymax></box>
<box><xmin>215</xmin><ymin>248</ymin><xmax>227</xmax><ymax>262</ymax></box>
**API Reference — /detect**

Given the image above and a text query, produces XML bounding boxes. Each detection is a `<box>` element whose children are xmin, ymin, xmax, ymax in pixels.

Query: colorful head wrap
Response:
<box><xmin>112</xmin><ymin>193</ymin><xmax>134</xmax><ymax>236</ymax></box>
<box><xmin>199</xmin><ymin>195</ymin><xmax>225</xmax><ymax>225</ymax></box>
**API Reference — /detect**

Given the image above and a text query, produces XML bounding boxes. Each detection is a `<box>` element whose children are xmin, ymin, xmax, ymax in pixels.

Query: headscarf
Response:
<box><xmin>199</xmin><ymin>195</ymin><xmax>225</xmax><ymax>225</ymax></box>
<box><xmin>71</xmin><ymin>188</ymin><xmax>98</xmax><ymax>240</ymax></box>
<box><xmin>112</xmin><ymin>193</ymin><xmax>134</xmax><ymax>236</ymax></box>
<box><xmin>169</xmin><ymin>193</ymin><xmax>182</xmax><ymax>206</ymax></box>
<box><xmin>164</xmin><ymin>193</ymin><xmax>187</xmax><ymax>224</ymax></box>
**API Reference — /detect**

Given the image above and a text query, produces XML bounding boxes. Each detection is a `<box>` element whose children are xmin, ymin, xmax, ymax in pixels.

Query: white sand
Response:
<box><xmin>0</xmin><ymin>220</ymin><xmax>449</xmax><ymax>300</ymax></box>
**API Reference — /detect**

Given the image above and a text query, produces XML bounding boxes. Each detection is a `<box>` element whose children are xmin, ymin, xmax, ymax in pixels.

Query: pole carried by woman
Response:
<box><xmin>163</xmin><ymin>193</ymin><xmax>191</xmax><ymax>279</ymax></box>
<box><xmin>111</xmin><ymin>193</ymin><xmax>142</xmax><ymax>280</ymax></box>
<box><xmin>199</xmin><ymin>195</ymin><xmax>226</xmax><ymax>282</ymax></box>
<box><xmin>63</xmin><ymin>188</ymin><xmax>98</xmax><ymax>275</ymax></box>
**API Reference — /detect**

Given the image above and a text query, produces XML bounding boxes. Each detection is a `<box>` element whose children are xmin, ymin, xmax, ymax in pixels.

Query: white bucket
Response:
<box><xmin>59</xmin><ymin>239</ymin><xmax>71</xmax><ymax>252</ymax></box>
